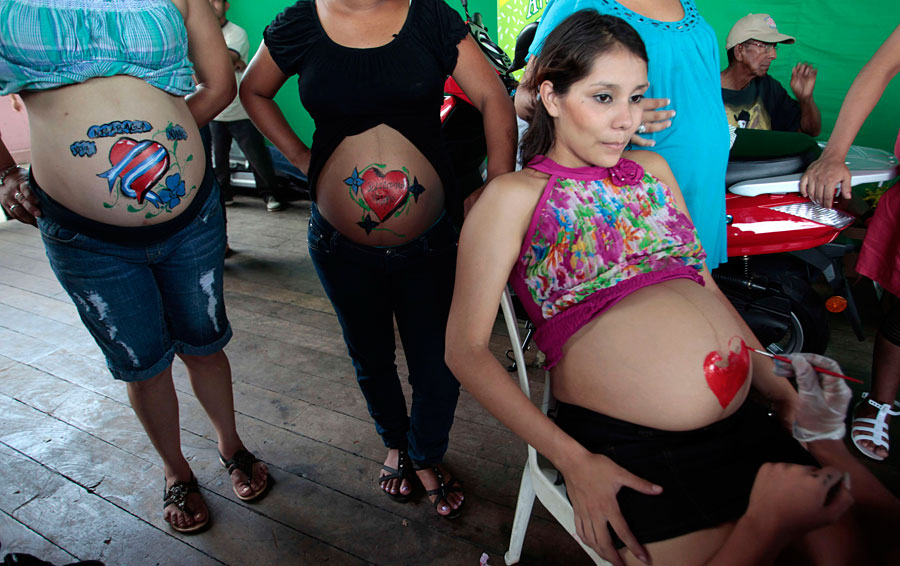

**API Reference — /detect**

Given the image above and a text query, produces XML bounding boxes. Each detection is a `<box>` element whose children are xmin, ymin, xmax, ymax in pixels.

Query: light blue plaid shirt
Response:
<box><xmin>0</xmin><ymin>0</ymin><xmax>195</xmax><ymax>96</ymax></box>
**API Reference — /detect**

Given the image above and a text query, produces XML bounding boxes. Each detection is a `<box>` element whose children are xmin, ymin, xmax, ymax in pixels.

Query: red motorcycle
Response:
<box><xmin>713</xmin><ymin>132</ymin><xmax>899</xmax><ymax>353</ymax></box>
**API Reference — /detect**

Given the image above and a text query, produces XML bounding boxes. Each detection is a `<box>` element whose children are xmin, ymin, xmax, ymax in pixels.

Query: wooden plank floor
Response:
<box><xmin>0</xmin><ymin>198</ymin><xmax>587</xmax><ymax>566</ymax></box>
<box><xmin>1</xmin><ymin>196</ymin><xmax>897</xmax><ymax>565</ymax></box>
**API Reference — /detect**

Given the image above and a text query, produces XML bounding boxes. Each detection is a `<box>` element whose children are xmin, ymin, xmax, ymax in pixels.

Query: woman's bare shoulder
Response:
<box><xmin>623</xmin><ymin>149</ymin><xmax>677</xmax><ymax>186</ymax></box>
<box><xmin>483</xmin><ymin>168</ymin><xmax>548</xmax><ymax>200</ymax></box>
<box><xmin>467</xmin><ymin>169</ymin><xmax>549</xmax><ymax>234</ymax></box>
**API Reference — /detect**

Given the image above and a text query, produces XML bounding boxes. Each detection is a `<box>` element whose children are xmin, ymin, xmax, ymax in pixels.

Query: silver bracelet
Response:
<box><xmin>0</xmin><ymin>165</ymin><xmax>24</xmax><ymax>186</ymax></box>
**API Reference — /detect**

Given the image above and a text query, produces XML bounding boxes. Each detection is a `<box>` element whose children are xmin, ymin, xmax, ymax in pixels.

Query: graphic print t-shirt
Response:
<box><xmin>722</xmin><ymin>75</ymin><xmax>801</xmax><ymax>133</ymax></box>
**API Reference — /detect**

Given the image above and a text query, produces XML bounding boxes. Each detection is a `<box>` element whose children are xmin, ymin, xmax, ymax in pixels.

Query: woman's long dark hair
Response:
<box><xmin>520</xmin><ymin>10</ymin><xmax>649</xmax><ymax>166</ymax></box>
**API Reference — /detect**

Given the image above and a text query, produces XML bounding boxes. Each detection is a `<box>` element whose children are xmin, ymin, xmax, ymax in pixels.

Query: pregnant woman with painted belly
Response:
<box><xmin>316</xmin><ymin>126</ymin><xmax>445</xmax><ymax>245</ymax></box>
<box><xmin>556</xmin><ymin>277</ymin><xmax>752</xmax><ymax>431</ymax></box>
<box><xmin>0</xmin><ymin>0</ymin><xmax>273</xmax><ymax>534</ymax></box>
<box><xmin>24</xmin><ymin>76</ymin><xmax>206</xmax><ymax>227</ymax></box>
<box><xmin>241</xmin><ymin>0</ymin><xmax>516</xmax><ymax>518</ymax></box>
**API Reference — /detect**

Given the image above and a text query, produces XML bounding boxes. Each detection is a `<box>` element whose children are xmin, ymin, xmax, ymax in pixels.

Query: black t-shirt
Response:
<box><xmin>721</xmin><ymin>75</ymin><xmax>801</xmax><ymax>133</ymax></box>
<box><xmin>264</xmin><ymin>0</ymin><xmax>468</xmax><ymax>202</ymax></box>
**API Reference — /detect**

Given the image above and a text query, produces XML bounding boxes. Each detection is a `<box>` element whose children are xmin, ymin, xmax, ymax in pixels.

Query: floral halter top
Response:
<box><xmin>508</xmin><ymin>154</ymin><xmax>707</xmax><ymax>368</ymax></box>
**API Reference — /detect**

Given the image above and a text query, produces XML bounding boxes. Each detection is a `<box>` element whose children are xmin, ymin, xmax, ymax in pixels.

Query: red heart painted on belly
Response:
<box><xmin>360</xmin><ymin>168</ymin><xmax>409</xmax><ymax>221</ymax></box>
<box><xmin>704</xmin><ymin>338</ymin><xmax>750</xmax><ymax>409</ymax></box>
<box><xmin>99</xmin><ymin>138</ymin><xmax>169</xmax><ymax>203</ymax></box>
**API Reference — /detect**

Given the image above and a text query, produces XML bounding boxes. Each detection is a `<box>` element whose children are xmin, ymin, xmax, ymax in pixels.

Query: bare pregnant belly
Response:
<box><xmin>315</xmin><ymin>126</ymin><xmax>446</xmax><ymax>246</ymax></box>
<box><xmin>22</xmin><ymin>76</ymin><xmax>205</xmax><ymax>227</ymax></box>
<box><xmin>553</xmin><ymin>278</ymin><xmax>755</xmax><ymax>431</ymax></box>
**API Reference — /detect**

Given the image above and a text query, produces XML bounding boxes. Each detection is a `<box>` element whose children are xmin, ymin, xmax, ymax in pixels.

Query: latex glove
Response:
<box><xmin>774</xmin><ymin>354</ymin><xmax>852</xmax><ymax>442</ymax></box>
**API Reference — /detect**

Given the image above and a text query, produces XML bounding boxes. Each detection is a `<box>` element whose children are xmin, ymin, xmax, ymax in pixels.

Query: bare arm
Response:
<box><xmin>450</xmin><ymin>35</ymin><xmax>517</xmax><ymax>209</ymax></box>
<box><xmin>791</xmin><ymin>63</ymin><xmax>821</xmax><ymax>137</ymax></box>
<box><xmin>182</xmin><ymin>0</ymin><xmax>236</xmax><ymax>127</ymax></box>
<box><xmin>240</xmin><ymin>45</ymin><xmax>311</xmax><ymax>173</ymax></box>
<box><xmin>799</xmin><ymin>24</ymin><xmax>900</xmax><ymax>207</ymax></box>
<box><xmin>446</xmin><ymin>175</ymin><xmax>661</xmax><ymax>566</ymax></box>
<box><xmin>706</xmin><ymin>462</ymin><xmax>853</xmax><ymax>565</ymax></box>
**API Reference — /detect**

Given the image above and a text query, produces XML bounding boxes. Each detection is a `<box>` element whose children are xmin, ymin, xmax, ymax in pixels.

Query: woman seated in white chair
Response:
<box><xmin>446</xmin><ymin>11</ymin><xmax>899</xmax><ymax>566</ymax></box>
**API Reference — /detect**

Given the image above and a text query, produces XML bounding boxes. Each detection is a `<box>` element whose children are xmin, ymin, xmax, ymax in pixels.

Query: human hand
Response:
<box><xmin>630</xmin><ymin>97</ymin><xmax>675</xmax><ymax>148</ymax></box>
<box><xmin>233</xmin><ymin>59</ymin><xmax>247</xmax><ymax>72</ymax></box>
<box><xmin>774</xmin><ymin>353</ymin><xmax>852</xmax><ymax>442</ymax></box>
<box><xmin>1</xmin><ymin>166</ymin><xmax>41</xmax><ymax>226</ymax></box>
<box><xmin>799</xmin><ymin>155</ymin><xmax>851</xmax><ymax>208</ymax></box>
<box><xmin>562</xmin><ymin>452</ymin><xmax>662</xmax><ymax>565</ymax></box>
<box><xmin>790</xmin><ymin>63</ymin><xmax>818</xmax><ymax>102</ymax></box>
<box><xmin>744</xmin><ymin>463</ymin><xmax>853</xmax><ymax>543</ymax></box>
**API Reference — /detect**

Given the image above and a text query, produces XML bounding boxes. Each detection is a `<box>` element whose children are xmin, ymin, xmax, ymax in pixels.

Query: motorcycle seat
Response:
<box><xmin>726</xmin><ymin>129</ymin><xmax>822</xmax><ymax>188</ymax></box>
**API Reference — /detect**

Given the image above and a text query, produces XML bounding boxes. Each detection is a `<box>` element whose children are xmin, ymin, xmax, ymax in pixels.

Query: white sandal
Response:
<box><xmin>851</xmin><ymin>392</ymin><xmax>900</xmax><ymax>461</ymax></box>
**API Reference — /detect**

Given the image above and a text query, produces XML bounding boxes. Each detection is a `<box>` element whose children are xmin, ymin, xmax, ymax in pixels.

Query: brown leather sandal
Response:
<box><xmin>219</xmin><ymin>448</ymin><xmax>268</xmax><ymax>501</ymax></box>
<box><xmin>163</xmin><ymin>474</ymin><xmax>209</xmax><ymax>533</ymax></box>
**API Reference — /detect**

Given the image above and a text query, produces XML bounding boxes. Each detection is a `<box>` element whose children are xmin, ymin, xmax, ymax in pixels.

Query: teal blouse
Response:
<box><xmin>0</xmin><ymin>0</ymin><xmax>195</xmax><ymax>96</ymax></box>
<box><xmin>528</xmin><ymin>0</ymin><xmax>730</xmax><ymax>269</ymax></box>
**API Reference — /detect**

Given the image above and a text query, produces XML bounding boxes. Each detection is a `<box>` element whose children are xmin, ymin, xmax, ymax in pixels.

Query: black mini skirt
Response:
<box><xmin>554</xmin><ymin>400</ymin><xmax>817</xmax><ymax>548</ymax></box>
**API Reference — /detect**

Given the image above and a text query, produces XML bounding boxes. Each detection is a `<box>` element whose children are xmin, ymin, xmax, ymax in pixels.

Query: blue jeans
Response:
<box><xmin>37</xmin><ymin>185</ymin><xmax>232</xmax><ymax>381</ymax></box>
<box><xmin>308</xmin><ymin>204</ymin><xmax>460</xmax><ymax>465</ymax></box>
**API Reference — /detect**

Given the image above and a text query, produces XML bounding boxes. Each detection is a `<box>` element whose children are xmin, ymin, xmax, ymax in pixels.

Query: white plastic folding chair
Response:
<box><xmin>500</xmin><ymin>289</ymin><xmax>609</xmax><ymax>565</ymax></box>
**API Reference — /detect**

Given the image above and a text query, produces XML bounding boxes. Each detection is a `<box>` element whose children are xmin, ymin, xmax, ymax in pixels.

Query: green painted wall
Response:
<box><xmin>696</xmin><ymin>0</ymin><xmax>898</xmax><ymax>152</ymax></box>
<box><xmin>227</xmin><ymin>0</ymin><xmax>496</xmax><ymax>147</ymax></box>
<box><xmin>230</xmin><ymin>1</ymin><xmax>898</xmax><ymax>153</ymax></box>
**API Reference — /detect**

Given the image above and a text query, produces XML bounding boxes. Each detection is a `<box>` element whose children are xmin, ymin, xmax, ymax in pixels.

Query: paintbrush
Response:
<box><xmin>750</xmin><ymin>349</ymin><xmax>864</xmax><ymax>384</ymax></box>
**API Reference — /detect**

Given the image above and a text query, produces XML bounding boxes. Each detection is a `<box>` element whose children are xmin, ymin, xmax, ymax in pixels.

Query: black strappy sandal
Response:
<box><xmin>163</xmin><ymin>474</ymin><xmax>209</xmax><ymax>533</ymax></box>
<box><xmin>378</xmin><ymin>448</ymin><xmax>415</xmax><ymax>503</ymax></box>
<box><xmin>418</xmin><ymin>465</ymin><xmax>464</xmax><ymax>519</ymax></box>
<box><xmin>219</xmin><ymin>448</ymin><xmax>268</xmax><ymax>502</ymax></box>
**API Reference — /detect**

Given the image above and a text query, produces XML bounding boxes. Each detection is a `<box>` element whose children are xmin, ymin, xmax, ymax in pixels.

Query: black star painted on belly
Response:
<box><xmin>357</xmin><ymin>214</ymin><xmax>379</xmax><ymax>234</ymax></box>
<box><xmin>409</xmin><ymin>177</ymin><xmax>425</xmax><ymax>202</ymax></box>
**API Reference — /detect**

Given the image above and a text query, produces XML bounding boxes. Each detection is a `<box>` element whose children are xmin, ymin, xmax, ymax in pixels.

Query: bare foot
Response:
<box><xmin>852</xmin><ymin>399</ymin><xmax>894</xmax><ymax>460</ymax></box>
<box><xmin>164</xmin><ymin>473</ymin><xmax>208</xmax><ymax>532</ymax></box>
<box><xmin>379</xmin><ymin>448</ymin><xmax>413</xmax><ymax>498</ymax></box>
<box><xmin>415</xmin><ymin>464</ymin><xmax>464</xmax><ymax>517</ymax></box>
<box><xmin>220</xmin><ymin>446</ymin><xmax>269</xmax><ymax>500</ymax></box>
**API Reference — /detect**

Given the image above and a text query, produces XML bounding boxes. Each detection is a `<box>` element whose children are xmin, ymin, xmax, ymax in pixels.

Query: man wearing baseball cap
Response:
<box><xmin>720</xmin><ymin>13</ymin><xmax>821</xmax><ymax>136</ymax></box>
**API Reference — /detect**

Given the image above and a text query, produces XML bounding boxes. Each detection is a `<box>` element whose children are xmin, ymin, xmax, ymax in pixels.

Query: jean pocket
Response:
<box><xmin>422</xmin><ymin>216</ymin><xmax>458</xmax><ymax>256</ymax></box>
<box><xmin>38</xmin><ymin>217</ymin><xmax>83</xmax><ymax>245</ymax></box>
<box><xmin>198</xmin><ymin>191</ymin><xmax>223</xmax><ymax>224</ymax></box>
<box><xmin>307</xmin><ymin>216</ymin><xmax>333</xmax><ymax>255</ymax></box>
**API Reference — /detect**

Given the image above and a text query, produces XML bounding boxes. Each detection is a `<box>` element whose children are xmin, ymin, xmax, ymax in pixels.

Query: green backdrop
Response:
<box><xmin>227</xmin><ymin>0</ymin><xmax>497</xmax><ymax>148</ymax></box>
<box><xmin>229</xmin><ymin>0</ymin><xmax>897</xmax><ymax>153</ymax></box>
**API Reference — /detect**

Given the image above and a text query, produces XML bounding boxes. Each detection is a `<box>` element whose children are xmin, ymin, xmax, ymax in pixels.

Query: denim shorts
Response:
<box><xmin>37</xmin><ymin>184</ymin><xmax>232</xmax><ymax>381</ymax></box>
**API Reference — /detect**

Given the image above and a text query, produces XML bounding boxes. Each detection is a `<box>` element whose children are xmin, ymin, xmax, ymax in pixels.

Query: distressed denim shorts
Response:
<box><xmin>37</xmin><ymin>184</ymin><xmax>232</xmax><ymax>381</ymax></box>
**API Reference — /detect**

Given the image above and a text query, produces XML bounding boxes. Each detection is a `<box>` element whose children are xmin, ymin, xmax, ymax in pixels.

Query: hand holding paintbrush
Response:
<box><xmin>769</xmin><ymin>353</ymin><xmax>854</xmax><ymax>442</ymax></box>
